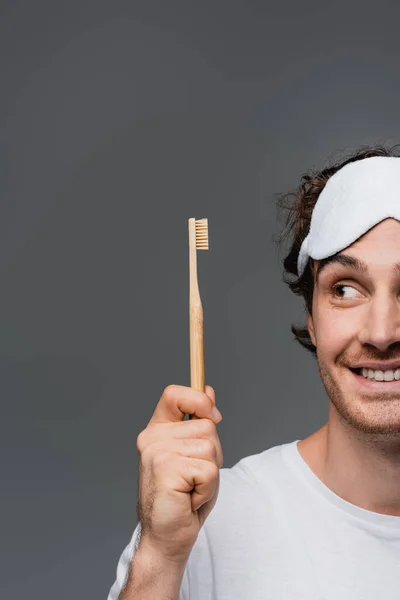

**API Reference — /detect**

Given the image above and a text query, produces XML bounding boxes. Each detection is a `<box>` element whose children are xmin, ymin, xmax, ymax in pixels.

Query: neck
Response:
<box><xmin>298</xmin><ymin>408</ymin><xmax>400</xmax><ymax>516</ymax></box>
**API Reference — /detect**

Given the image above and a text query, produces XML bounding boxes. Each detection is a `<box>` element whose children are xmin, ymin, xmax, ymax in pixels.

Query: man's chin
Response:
<box><xmin>322</xmin><ymin>368</ymin><xmax>400</xmax><ymax>436</ymax></box>
<box><xmin>330</xmin><ymin>394</ymin><xmax>400</xmax><ymax>436</ymax></box>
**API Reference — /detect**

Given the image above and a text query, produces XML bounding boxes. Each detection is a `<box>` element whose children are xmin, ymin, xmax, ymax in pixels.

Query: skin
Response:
<box><xmin>297</xmin><ymin>218</ymin><xmax>400</xmax><ymax>517</ymax></box>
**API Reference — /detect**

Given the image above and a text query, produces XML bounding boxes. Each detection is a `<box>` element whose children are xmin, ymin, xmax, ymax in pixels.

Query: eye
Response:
<box><xmin>332</xmin><ymin>284</ymin><xmax>361</xmax><ymax>300</ymax></box>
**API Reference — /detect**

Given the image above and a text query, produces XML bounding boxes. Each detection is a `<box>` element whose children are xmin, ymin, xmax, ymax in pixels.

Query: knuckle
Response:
<box><xmin>136</xmin><ymin>430</ymin><xmax>148</xmax><ymax>453</ymax></box>
<box><xmin>201</xmin><ymin>418</ymin><xmax>216</xmax><ymax>436</ymax></box>
<box><xmin>205</xmin><ymin>460</ymin><xmax>220</xmax><ymax>479</ymax></box>
<box><xmin>163</xmin><ymin>384</ymin><xmax>178</xmax><ymax>402</ymax></box>
<box><xmin>200</xmin><ymin>438</ymin><xmax>216</xmax><ymax>456</ymax></box>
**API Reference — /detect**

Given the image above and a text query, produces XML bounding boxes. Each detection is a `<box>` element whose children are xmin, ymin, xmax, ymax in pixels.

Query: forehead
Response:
<box><xmin>354</xmin><ymin>217</ymin><xmax>400</xmax><ymax>244</ymax></box>
<box><xmin>314</xmin><ymin>218</ymin><xmax>400</xmax><ymax>280</ymax></box>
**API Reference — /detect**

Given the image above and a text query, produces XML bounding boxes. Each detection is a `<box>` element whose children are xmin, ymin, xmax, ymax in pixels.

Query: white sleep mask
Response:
<box><xmin>297</xmin><ymin>156</ymin><xmax>400</xmax><ymax>277</ymax></box>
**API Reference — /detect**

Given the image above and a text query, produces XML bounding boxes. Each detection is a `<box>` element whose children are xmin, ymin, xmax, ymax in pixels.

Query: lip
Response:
<box><xmin>349</xmin><ymin>368</ymin><xmax>400</xmax><ymax>391</ymax></box>
<box><xmin>350</xmin><ymin>362</ymin><xmax>400</xmax><ymax>371</ymax></box>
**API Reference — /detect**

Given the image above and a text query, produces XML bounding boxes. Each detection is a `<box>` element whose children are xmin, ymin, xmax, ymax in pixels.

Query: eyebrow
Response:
<box><xmin>315</xmin><ymin>253</ymin><xmax>400</xmax><ymax>281</ymax></box>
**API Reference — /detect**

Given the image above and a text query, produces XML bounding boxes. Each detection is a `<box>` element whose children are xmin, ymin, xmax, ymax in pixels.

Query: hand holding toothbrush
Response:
<box><xmin>135</xmin><ymin>217</ymin><xmax>223</xmax><ymax>565</ymax></box>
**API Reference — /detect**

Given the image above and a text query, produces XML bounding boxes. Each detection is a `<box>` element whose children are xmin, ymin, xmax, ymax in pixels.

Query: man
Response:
<box><xmin>107</xmin><ymin>145</ymin><xmax>400</xmax><ymax>599</ymax></box>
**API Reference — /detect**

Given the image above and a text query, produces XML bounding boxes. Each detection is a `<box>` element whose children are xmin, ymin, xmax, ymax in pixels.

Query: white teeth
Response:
<box><xmin>361</xmin><ymin>368</ymin><xmax>400</xmax><ymax>381</ymax></box>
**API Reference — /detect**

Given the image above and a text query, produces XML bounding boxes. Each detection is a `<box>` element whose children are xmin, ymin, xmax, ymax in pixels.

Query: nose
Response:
<box><xmin>358</xmin><ymin>292</ymin><xmax>400</xmax><ymax>351</ymax></box>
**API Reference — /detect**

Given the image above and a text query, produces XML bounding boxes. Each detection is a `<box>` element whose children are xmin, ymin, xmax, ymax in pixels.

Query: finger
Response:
<box><xmin>157</xmin><ymin>455</ymin><xmax>219</xmax><ymax>501</ymax></box>
<box><xmin>143</xmin><ymin>420</ymin><xmax>224</xmax><ymax>468</ymax></box>
<box><xmin>156</xmin><ymin>437</ymin><xmax>222</xmax><ymax>468</ymax></box>
<box><xmin>149</xmin><ymin>385</ymin><xmax>220</xmax><ymax>424</ymax></box>
<box><xmin>205</xmin><ymin>385</ymin><xmax>215</xmax><ymax>405</ymax></box>
<box><xmin>188</xmin><ymin>459</ymin><xmax>220</xmax><ymax>511</ymax></box>
<box><xmin>175</xmin><ymin>436</ymin><xmax>223</xmax><ymax>469</ymax></box>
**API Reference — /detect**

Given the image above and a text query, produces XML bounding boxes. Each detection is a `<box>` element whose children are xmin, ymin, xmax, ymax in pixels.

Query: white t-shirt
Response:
<box><xmin>107</xmin><ymin>439</ymin><xmax>400</xmax><ymax>599</ymax></box>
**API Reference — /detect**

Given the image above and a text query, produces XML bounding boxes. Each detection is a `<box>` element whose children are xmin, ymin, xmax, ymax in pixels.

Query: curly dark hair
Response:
<box><xmin>275</xmin><ymin>142</ymin><xmax>400</xmax><ymax>357</ymax></box>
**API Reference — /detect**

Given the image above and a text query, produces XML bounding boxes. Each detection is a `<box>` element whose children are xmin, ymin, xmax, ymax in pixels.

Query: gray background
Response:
<box><xmin>0</xmin><ymin>0</ymin><xmax>398</xmax><ymax>597</ymax></box>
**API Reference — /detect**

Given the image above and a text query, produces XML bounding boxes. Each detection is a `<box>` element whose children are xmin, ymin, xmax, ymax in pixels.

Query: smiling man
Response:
<box><xmin>280</xmin><ymin>148</ymin><xmax>400</xmax><ymax>522</ymax></box>
<box><xmin>298</xmin><ymin>218</ymin><xmax>400</xmax><ymax>515</ymax></box>
<box><xmin>108</xmin><ymin>145</ymin><xmax>400</xmax><ymax>600</ymax></box>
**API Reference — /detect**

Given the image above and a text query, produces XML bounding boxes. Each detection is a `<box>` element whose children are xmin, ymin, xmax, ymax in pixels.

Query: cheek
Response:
<box><xmin>315</xmin><ymin>309</ymin><xmax>358</xmax><ymax>356</ymax></box>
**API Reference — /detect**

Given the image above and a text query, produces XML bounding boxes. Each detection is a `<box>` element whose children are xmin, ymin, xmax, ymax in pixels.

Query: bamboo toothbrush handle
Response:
<box><xmin>190</xmin><ymin>302</ymin><xmax>205</xmax><ymax>393</ymax></box>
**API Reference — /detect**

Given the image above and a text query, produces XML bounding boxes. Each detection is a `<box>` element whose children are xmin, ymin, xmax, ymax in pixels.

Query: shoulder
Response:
<box><xmin>189</xmin><ymin>439</ymin><xmax>300</xmax><ymax>558</ymax></box>
<box><xmin>207</xmin><ymin>439</ymin><xmax>299</xmax><ymax>523</ymax></box>
<box><xmin>220</xmin><ymin>439</ymin><xmax>297</xmax><ymax>491</ymax></box>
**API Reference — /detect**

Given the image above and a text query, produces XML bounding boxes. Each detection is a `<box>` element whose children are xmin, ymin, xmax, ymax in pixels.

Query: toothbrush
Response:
<box><xmin>187</xmin><ymin>217</ymin><xmax>209</xmax><ymax>420</ymax></box>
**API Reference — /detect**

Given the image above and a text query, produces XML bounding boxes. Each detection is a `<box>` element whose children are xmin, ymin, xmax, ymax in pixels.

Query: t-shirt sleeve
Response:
<box><xmin>106</xmin><ymin>520</ymin><xmax>190</xmax><ymax>600</ymax></box>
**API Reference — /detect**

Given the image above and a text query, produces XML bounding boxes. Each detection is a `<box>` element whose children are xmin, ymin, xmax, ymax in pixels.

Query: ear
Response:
<box><xmin>307</xmin><ymin>312</ymin><xmax>316</xmax><ymax>347</ymax></box>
